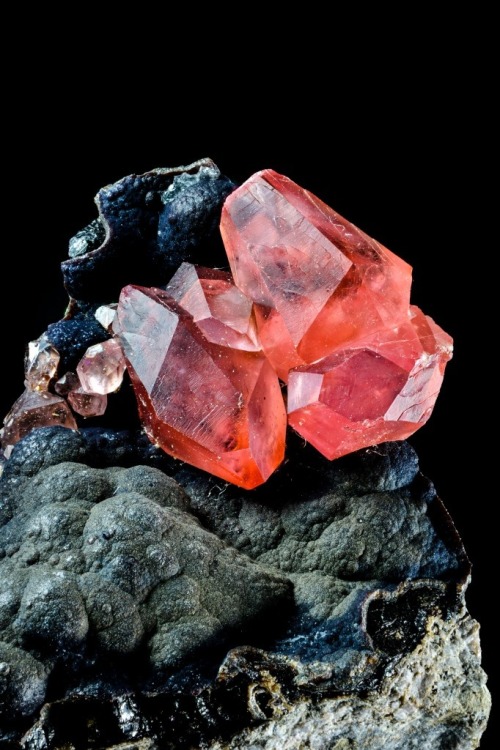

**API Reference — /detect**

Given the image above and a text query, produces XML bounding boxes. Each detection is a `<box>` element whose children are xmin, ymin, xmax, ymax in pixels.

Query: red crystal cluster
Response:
<box><xmin>1</xmin><ymin>169</ymin><xmax>452</xmax><ymax>488</ymax></box>
<box><xmin>114</xmin><ymin>170</ymin><xmax>452</xmax><ymax>488</ymax></box>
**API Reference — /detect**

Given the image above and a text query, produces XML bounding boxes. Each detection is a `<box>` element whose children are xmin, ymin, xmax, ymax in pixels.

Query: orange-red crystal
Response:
<box><xmin>115</xmin><ymin>284</ymin><xmax>286</xmax><ymax>489</ymax></box>
<box><xmin>113</xmin><ymin>169</ymin><xmax>452</xmax><ymax>486</ymax></box>
<box><xmin>221</xmin><ymin>169</ymin><xmax>452</xmax><ymax>463</ymax></box>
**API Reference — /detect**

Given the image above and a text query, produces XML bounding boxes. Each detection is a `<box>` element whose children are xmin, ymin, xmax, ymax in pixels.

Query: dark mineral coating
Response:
<box><xmin>68</xmin><ymin>218</ymin><xmax>106</xmax><ymax>259</ymax></box>
<box><xmin>45</xmin><ymin>310</ymin><xmax>110</xmax><ymax>373</ymax></box>
<box><xmin>0</xmin><ymin>452</ymin><xmax>291</xmax><ymax>737</ymax></box>
<box><xmin>0</xmin><ymin>427</ymin><xmax>178</xmax><ymax>526</ymax></box>
<box><xmin>176</xmin><ymin>438</ymin><xmax>469</xmax><ymax>665</ymax></box>
<box><xmin>0</xmin><ymin>429</ymin><xmax>470</xmax><ymax>746</ymax></box>
<box><xmin>61</xmin><ymin>159</ymin><xmax>235</xmax><ymax>304</ymax></box>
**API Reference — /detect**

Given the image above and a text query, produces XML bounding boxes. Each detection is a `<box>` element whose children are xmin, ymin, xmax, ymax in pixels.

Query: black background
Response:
<box><xmin>1</xmin><ymin>23</ymin><xmax>494</xmax><ymax>746</ymax></box>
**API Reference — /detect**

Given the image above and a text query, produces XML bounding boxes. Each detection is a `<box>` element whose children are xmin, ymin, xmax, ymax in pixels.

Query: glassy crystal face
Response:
<box><xmin>0</xmin><ymin>390</ymin><xmax>77</xmax><ymax>457</ymax></box>
<box><xmin>94</xmin><ymin>304</ymin><xmax>118</xmax><ymax>332</ymax></box>
<box><xmin>166</xmin><ymin>263</ymin><xmax>260</xmax><ymax>351</ymax></box>
<box><xmin>77</xmin><ymin>339</ymin><xmax>126</xmax><ymax>395</ymax></box>
<box><xmin>221</xmin><ymin>169</ymin><xmax>412</xmax><ymax>381</ymax></box>
<box><xmin>1</xmin><ymin>167</ymin><xmax>453</xmax><ymax>480</ymax></box>
<box><xmin>287</xmin><ymin>307</ymin><xmax>453</xmax><ymax>459</ymax></box>
<box><xmin>67</xmin><ymin>388</ymin><xmax>107</xmax><ymax>417</ymax></box>
<box><xmin>115</xmin><ymin>284</ymin><xmax>286</xmax><ymax>489</ymax></box>
<box><xmin>24</xmin><ymin>336</ymin><xmax>60</xmax><ymax>391</ymax></box>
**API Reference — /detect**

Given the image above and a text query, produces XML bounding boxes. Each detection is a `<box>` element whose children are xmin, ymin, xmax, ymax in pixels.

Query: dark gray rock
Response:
<box><xmin>0</xmin><ymin>432</ymin><xmax>489</xmax><ymax>748</ymax></box>
<box><xmin>0</xmin><ymin>459</ymin><xmax>291</xmax><ymax>730</ymax></box>
<box><xmin>0</xmin><ymin>427</ymin><xmax>179</xmax><ymax>525</ymax></box>
<box><xmin>45</xmin><ymin>312</ymin><xmax>110</xmax><ymax>374</ymax></box>
<box><xmin>61</xmin><ymin>160</ymin><xmax>235</xmax><ymax>304</ymax></box>
<box><xmin>0</xmin><ymin>642</ymin><xmax>48</xmax><ymax>718</ymax></box>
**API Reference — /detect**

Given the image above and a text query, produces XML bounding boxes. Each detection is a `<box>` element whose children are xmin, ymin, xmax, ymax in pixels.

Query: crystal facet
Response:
<box><xmin>0</xmin><ymin>390</ymin><xmax>77</xmax><ymax>457</ymax></box>
<box><xmin>166</xmin><ymin>263</ymin><xmax>260</xmax><ymax>351</ymax></box>
<box><xmin>1</xmin><ymin>167</ymin><xmax>453</xmax><ymax>481</ymax></box>
<box><xmin>115</xmin><ymin>284</ymin><xmax>286</xmax><ymax>489</ymax></box>
<box><xmin>77</xmin><ymin>339</ymin><xmax>126</xmax><ymax>395</ymax></box>
<box><xmin>287</xmin><ymin>307</ymin><xmax>453</xmax><ymax>459</ymax></box>
<box><xmin>67</xmin><ymin>387</ymin><xmax>108</xmax><ymax>417</ymax></box>
<box><xmin>95</xmin><ymin>304</ymin><xmax>118</xmax><ymax>332</ymax></box>
<box><xmin>221</xmin><ymin>169</ymin><xmax>412</xmax><ymax>381</ymax></box>
<box><xmin>24</xmin><ymin>336</ymin><xmax>60</xmax><ymax>391</ymax></box>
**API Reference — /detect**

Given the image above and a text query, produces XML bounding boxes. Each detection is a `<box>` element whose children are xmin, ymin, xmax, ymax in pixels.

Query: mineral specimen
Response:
<box><xmin>1</xmin><ymin>164</ymin><xmax>453</xmax><ymax>479</ymax></box>
<box><xmin>76</xmin><ymin>339</ymin><xmax>126</xmax><ymax>395</ymax></box>
<box><xmin>0</xmin><ymin>429</ymin><xmax>490</xmax><ymax>748</ymax></box>
<box><xmin>0</xmin><ymin>162</ymin><xmax>489</xmax><ymax>749</ymax></box>
<box><xmin>221</xmin><ymin>169</ymin><xmax>413</xmax><ymax>380</ymax></box>
<box><xmin>115</xmin><ymin>284</ymin><xmax>286</xmax><ymax>488</ymax></box>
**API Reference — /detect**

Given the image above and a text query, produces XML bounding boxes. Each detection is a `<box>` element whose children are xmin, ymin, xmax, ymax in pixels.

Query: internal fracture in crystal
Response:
<box><xmin>115</xmin><ymin>284</ymin><xmax>286</xmax><ymax>489</ymax></box>
<box><xmin>221</xmin><ymin>169</ymin><xmax>412</xmax><ymax>381</ymax></box>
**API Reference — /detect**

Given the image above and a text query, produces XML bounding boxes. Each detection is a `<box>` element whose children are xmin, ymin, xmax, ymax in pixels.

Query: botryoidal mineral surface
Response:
<box><xmin>0</xmin><ymin>429</ymin><xmax>490</xmax><ymax>748</ymax></box>
<box><xmin>0</xmin><ymin>161</ymin><xmax>491</xmax><ymax>747</ymax></box>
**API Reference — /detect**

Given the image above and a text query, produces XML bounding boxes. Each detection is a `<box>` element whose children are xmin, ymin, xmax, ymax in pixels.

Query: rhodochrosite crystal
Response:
<box><xmin>221</xmin><ymin>169</ymin><xmax>452</xmax><ymax>464</ymax></box>
<box><xmin>221</xmin><ymin>170</ymin><xmax>413</xmax><ymax>381</ymax></box>
<box><xmin>288</xmin><ymin>307</ymin><xmax>452</xmax><ymax>460</ymax></box>
<box><xmin>1</xmin><ymin>165</ymin><xmax>453</xmax><ymax>485</ymax></box>
<box><xmin>115</xmin><ymin>284</ymin><xmax>286</xmax><ymax>489</ymax></box>
<box><xmin>166</xmin><ymin>263</ymin><xmax>260</xmax><ymax>351</ymax></box>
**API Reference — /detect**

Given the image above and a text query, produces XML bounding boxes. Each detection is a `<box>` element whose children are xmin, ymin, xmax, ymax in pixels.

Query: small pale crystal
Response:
<box><xmin>55</xmin><ymin>372</ymin><xmax>108</xmax><ymax>417</ymax></box>
<box><xmin>1</xmin><ymin>390</ymin><xmax>77</xmax><ymax>457</ymax></box>
<box><xmin>54</xmin><ymin>372</ymin><xmax>80</xmax><ymax>396</ymax></box>
<box><xmin>24</xmin><ymin>336</ymin><xmax>60</xmax><ymax>391</ymax></box>
<box><xmin>95</xmin><ymin>304</ymin><xmax>118</xmax><ymax>331</ymax></box>
<box><xmin>67</xmin><ymin>388</ymin><xmax>107</xmax><ymax>417</ymax></box>
<box><xmin>77</xmin><ymin>339</ymin><xmax>126</xmax><ymax>395</ymax></box>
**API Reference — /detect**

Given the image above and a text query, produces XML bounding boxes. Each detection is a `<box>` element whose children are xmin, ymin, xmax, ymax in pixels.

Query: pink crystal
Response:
<box><xmin>115</xmin><ymin>284</ymin><xmax>286</xmax><ymax>489</ymax></box>
<box><xmin>166</xmin><ymin>263</ymin><xmax>260</xmax><ymax>351</ymax></box>
<box><xmin>77</xmin><ymin>339</ymin><xmax>126</xmax><ymax>395</ymax></box>
<box><xmin>54</xmin><ymin>372</ymin><xmax>80</xmax><ymax>396</ymax></box>
<box><xmin>1</xmin><ymin>390</ymin><xmax>77</xmax><ymax>457</ymax></box>
<box><xmin>287</xmin><ymin>307</ymin><xmax>453</xmax><ymax>460</ymax></box>
<box><xmin>67</xmin><ymin>387</ymin><xmax>107</xmax><ymax>417</ymax></box>
<box><xmin>95</xmin><ymin>304</ymin><xmax>118</xmax><ymax>331</ymax></box>
<box><xmin>221</xmin><ymin>170</ymin><xmax>412</xmax><ymax>381</ymax></box>
<box><xmin>55</xmin><ymin>371</ymin><xmax>108</xmax><ymax>417</ymax></box>
<box><xmin>24</xmin><ymin>336</ymin><xmax>60</xmax><ymax>391</ymax></box>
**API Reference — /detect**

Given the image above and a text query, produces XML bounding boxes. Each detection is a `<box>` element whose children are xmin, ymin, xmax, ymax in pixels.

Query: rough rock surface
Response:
<box><xmin>0</xmin><ymin>429</ymin><xmax>490</xmax><ymax>747</ymax></box>
<box><xmin>209</xmin><ymin>612</ymin><xmax>489</xmax><ymax>750</ymax></box>
<box><xmin>0</xmin><ymin>436</ymin><xmax>291</xmax><ymax>738</ymax></box>
<box><xmin>61</xmin><ymin>159</ymin><xmax>235</xmax><ymax>304</ymax></box>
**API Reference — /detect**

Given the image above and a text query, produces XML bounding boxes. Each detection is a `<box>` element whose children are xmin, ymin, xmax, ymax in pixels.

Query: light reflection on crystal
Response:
<box><xmin>77</xmin><ymin>339</ymin><xmax>126</xmax><ymax>395</ymax></box>
<box><xmin>95</xmin><ymin>304</ymin><xmax>118</xmax><ymax>331</ymax></box>
<box><xmin>116</xmin><ymin>284</ymin><xmax>286</xmax><ymax>489</ymax></box>
<box><xmin>24</xmin><ymin>336</ymin><xmax>60</xmax><ymax>391</ymax></box>
<box><xmin>0</xmin><ymin>390</ymin><xmax>77</xmax><ymax>457</ymax></box>
<box><xmin>221</xmin><ymin>169</ymin><xmax>412</xmax><ymax>381</ymax></box>
<box><xmin>287</xmin><ymin>307</ymin><xmax>453</xmax><ymax>460</ymax></box>
<box><xmin>68</xmin><ymin>387</ymin><xmax>107</xmax><ymax>417</ymax></box>
<box><xmin>166</xmin><ymin>263</ymin><xmax>260</xmax><ymax>351</ymax></box>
